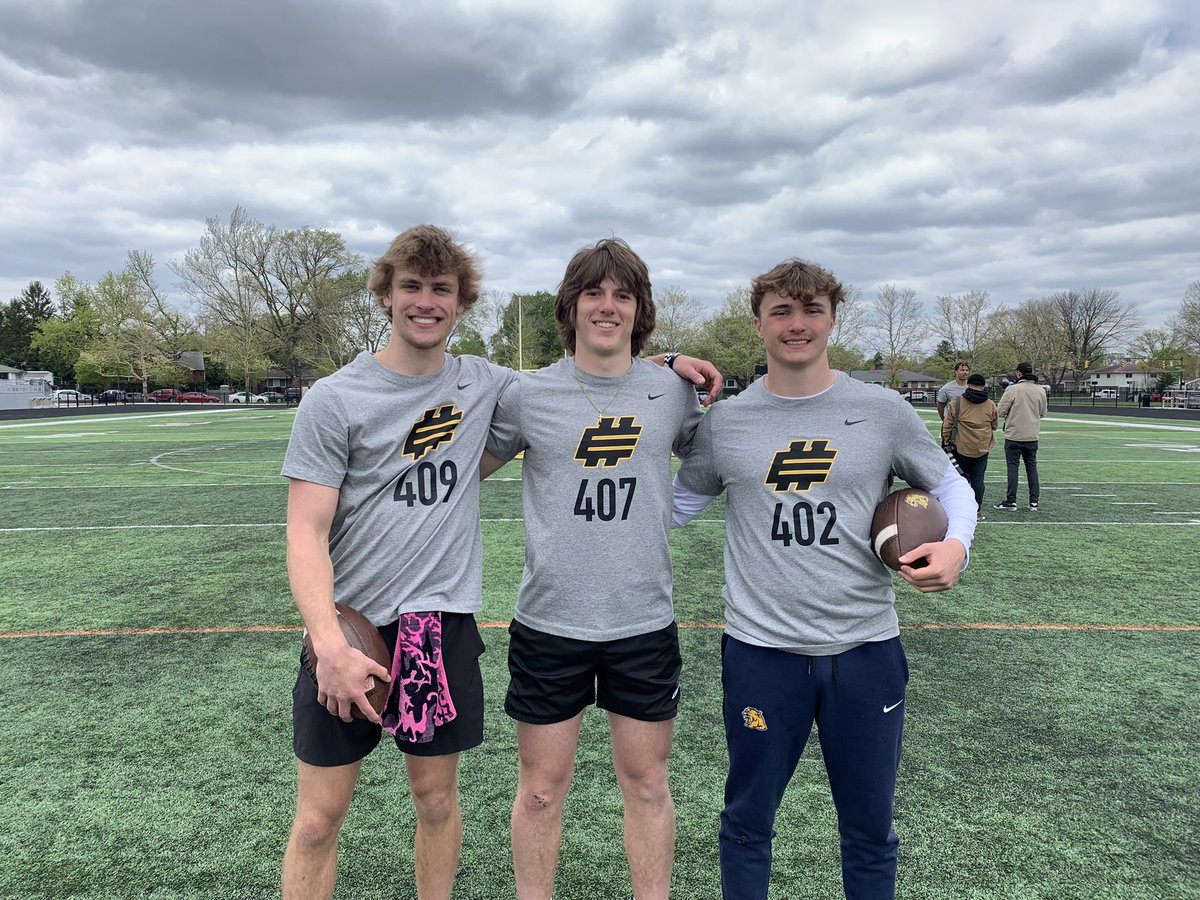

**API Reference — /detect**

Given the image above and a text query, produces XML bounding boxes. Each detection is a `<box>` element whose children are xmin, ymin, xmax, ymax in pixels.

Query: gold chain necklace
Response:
<box><xmin>570</xmin><ymin>359</ymin><xmax>632</xmax><ymax>416</ymax></box>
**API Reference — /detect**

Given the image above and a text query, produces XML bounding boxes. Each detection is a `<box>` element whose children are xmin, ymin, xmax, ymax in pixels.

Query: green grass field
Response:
<box><xmin>1</xmin><ymin>407</ymin><xmax>1198</xmax><ymax>899</ymax></box>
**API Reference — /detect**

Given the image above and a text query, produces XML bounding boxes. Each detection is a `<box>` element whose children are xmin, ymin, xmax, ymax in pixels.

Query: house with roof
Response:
<box><xmin>847</xmin><ymin>369</ymin><xmax>941</xmax><ymax>393</ymax></box>
<box><xmin>175</xmin><ymin>351</ymin><xmax>206</xmax><ymax>385</ymax></box>
<box><xmin>1084</xmin><ymin>360</ymin><xmax>1167</xmax><ymax>393</ymax></box>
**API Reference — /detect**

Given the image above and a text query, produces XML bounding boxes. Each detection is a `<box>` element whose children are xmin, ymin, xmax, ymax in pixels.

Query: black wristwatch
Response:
<box><xmin>663</xmin><ymin>352</ymin><xmax>680</xmax><ymax>370</ymax></box>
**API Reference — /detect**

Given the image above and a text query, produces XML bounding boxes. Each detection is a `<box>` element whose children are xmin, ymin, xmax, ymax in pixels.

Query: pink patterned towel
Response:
<box><xmin>381</xmin><ymin>612</ymin><xmax>457</xmax><ymax>743</ymax></box>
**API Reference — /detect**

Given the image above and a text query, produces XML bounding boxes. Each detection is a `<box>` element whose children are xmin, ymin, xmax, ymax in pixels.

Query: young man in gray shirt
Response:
<box><xmin>482</xmin><ymin>239</ymin><xmax>707</xmax><ymax>900</ymax></box>
<box><xmin>936</xmin><ymin>361</ymin><xmax>971</xmax><ymax>419</ymax></box>
<box><xmin>280</xmin><ymin>226</ymin><xmax>517</xmax><ymax>900</ymax></box>
<box><xmin>673</xmin><ymin>258</ymin><xmax>976</xmax><ymax>900</ymax></box>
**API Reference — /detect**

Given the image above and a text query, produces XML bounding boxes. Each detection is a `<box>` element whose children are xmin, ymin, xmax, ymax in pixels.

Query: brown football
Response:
<box><xmin>300</xmin><ymin>603</ymin><xmax>392</xmax><ymax>719</ymax></box>
<box><xmin>870</xmin><ymin>488</ymin><xmax>948</xmax><ymax>571</ymax></box>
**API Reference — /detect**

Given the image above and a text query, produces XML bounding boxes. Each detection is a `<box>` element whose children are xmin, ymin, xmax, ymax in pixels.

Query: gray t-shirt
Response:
<box><xmin>676</xmin><ymin>373</ymin><xmax>947</xmax><ymax>654</ymax></box>
<box><xmin>487</xmin><ymin>357</ymin><xmax>703</xmax><ymax>641</ymax></box>
<box><xmin>937</xmin><ymin>380</ymin><xmax>968</xmax><ymax>405</ymax></box>
<box><xmin>282</xmin><ymin>351</ymin><xmax>516</xmax><ymax>625</ymax></box>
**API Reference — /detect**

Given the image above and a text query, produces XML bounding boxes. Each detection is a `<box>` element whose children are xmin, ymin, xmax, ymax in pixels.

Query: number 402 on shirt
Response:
<box><xmin>771</xmin><ymin>500</ymin><xmax>839</xmax><ymax>547</ymax></box>
<box><xmin>573</xmin><ymin>477</ymin><xmax>638</xmax><ymax>522</ymax></box>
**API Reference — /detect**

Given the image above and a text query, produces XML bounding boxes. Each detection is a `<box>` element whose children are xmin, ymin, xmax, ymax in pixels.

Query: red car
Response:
<box><xmin>148</xmin><ymin>388</ymin><xmax>181</xmax><ymax>402</ymax></box>
<box><xmin>177</xmin><ymin>391</ymin><xmax>220</xmax><ymax>403</ymax></box>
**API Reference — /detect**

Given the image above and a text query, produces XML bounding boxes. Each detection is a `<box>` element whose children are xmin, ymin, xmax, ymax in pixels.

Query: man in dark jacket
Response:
<box><xmin>941</xmin><ymin>373</ymin><xmax>998</xmax><ymax>518</ymax></box>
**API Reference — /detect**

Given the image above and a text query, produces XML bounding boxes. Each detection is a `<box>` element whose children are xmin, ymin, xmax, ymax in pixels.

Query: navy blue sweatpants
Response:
<box><xmin>719</xmin><ymin>636</ymin><xmax>909</xmax><ymax>900</ymax></box>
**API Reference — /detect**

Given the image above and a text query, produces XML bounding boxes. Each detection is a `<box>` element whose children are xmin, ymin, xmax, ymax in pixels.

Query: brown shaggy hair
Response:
<box><xmin>366</xmin><ymin>225</ymin><xmax>482</xmax><ymax>319</ymax></box>
<box><xmin>750</xmin><ymin>258</ymin><xmax>846</xmax><ymax>318</ymax></box>
<box><xmin>554</xmin><ymin>238</ymin><xmax>656</xmax><ymax>356</ymax></box>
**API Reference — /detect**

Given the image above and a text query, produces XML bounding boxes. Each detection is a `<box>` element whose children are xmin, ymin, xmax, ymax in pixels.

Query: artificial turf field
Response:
<box><xmin>0</xmin><ymin>406</ymin><xmax>1197</xmax><ymax>899</ymax></box>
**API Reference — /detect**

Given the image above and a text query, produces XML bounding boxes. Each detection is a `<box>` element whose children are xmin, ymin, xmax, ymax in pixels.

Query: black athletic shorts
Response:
<box><xmin>292</xmin><ymin>612</ymin><xmax>486</xmax><ymax>766</ymax></box>
<box><xmin>505</xmin><ymin>619</ymin><xmax>682</xmax><ymax>725</ymax></box>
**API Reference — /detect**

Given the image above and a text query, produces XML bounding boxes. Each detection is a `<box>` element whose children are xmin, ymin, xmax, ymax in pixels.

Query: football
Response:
<box><xmin>300</xmin><ymin>603</ymin><xmax>392</xmax><ymax>719</ymax></box>
<box><xmin>870</xmin><ymin>488</ymin><xmax>948</xmax><ymax>571</ymax></box>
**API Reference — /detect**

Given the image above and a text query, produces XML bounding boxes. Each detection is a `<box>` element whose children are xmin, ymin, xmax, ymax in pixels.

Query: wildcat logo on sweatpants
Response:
<box><xmin>741</xmin><ymin>707</ymin><xmax>767</xmax><ymax>731</ymax></box>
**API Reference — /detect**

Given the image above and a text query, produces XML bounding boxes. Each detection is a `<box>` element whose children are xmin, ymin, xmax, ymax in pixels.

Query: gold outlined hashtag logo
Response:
<box><xmin>402</xmin><ymin>404</ymin><xmax>464</xmax><ymax>461</ymax></box>
<box><xmin>574</xmin><ymin>416</ymin><xmax>642</xmax><ymax>468</ymax></box>
<box><xmin>764</xmin><ymin>439</ymin><xmax>838</xmax><ymax>492</ymax></box>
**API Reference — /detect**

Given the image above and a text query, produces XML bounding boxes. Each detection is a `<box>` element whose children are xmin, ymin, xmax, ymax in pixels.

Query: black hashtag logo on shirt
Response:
<box><xmin>403</xmin><ymin>404</ymin><xmax>464</xmax><ymax>461</ymax></box>
<box><xmin>764</xmin><ymin>439</ymin><xmax>838</xmax><ymax>492</ymax></box>
<box><xmin>575</xmin><ymin>416</ymin><xmax>642</xmax><ymax>468</ymax></box>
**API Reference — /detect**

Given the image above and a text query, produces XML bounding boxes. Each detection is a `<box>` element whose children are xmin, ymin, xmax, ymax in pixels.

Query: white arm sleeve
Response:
<box><xmin>672</xmin><ymin>472</ymin><xmax>718</xmax><ymax>527</ymax></box>
<box><xmin>930</xmin><ymin>459</ymin><xmax>977</xmax><ymax>569</ymax></box>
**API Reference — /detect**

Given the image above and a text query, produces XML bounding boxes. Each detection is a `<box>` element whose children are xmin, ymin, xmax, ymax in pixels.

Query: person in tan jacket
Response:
<box><xmin>940</xmin><ymin>373</ymin><xmax>997</xmax><ymax>518</ymax></box>
<box><xmin>993</xmin><ymin>362</ymin><xmax>1048</xmax><ymax>511</ymax></box>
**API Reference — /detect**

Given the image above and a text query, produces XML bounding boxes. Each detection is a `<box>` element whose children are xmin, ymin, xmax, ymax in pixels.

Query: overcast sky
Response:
<box><xmin>1</xmin><ymin>0</ymin><xmax>1197</xmax><ymax>337</ymax></box>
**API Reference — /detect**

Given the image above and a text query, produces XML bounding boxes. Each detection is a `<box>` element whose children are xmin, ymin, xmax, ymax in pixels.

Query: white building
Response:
<box><xmin>1085</xmin><ymin>361</ymin><xmax>1167</xmax><ymax>393</ymax></box>
<box><xmin>0</xmin><ymin>365</ymin><xmax>54</xmax><ymax>410</ymax></box>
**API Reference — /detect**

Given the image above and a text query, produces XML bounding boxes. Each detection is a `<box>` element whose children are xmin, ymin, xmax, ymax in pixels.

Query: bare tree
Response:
<box><xmin>1049</xmin><ymin>288</ymin><xmax>1142</xmax><ymax>372</ymax></box>
<box><xmin>645</xmin><ymin>284</ymin><xmax>705</xmax><ymax>356</ymax></box>
<box><xmin>830</xmin><ymin>284</ymin><xmax>866</xmax><ymax>350</ymax></box>
<box><xmin>1126</xmin><ymin>328</ymin><xmax>1178</xmax><ymax>363</ymax></box>
<box><xmin>172</xmin><ymin>208</ymin><xmax>272</xmax><ymax>397</ymax></box>
<box><xmin>258</xmin><ymin>225</ymin><xmax>361</xmax><ymax>382</ymax></box>
<box><xmin>127</xmin><ymin>251</ymin><xmax>195</xmax><ymax>357</ymax></box>
<box><xmin>933</xmin><ymin>289</ymin><xmax>991</xmax><ymax>363</ymax></box>
<box><xmin>986</xmin><ymin>299</ymin><xmax>1071</xmax><ymax>386</ymax></box>
<box><xmin>302</xmin><ymin>267</ymin><xmax>391</xmax><ymax>372</ymax></box>
<box><xmin>1171</xmin><ymin>280</ymin><xmax>1200</xmax><ymax>372</ymax></box>
<box><xmin>869</xmin><ymin>285</ymin><xmax>926</xmax><ymax>386</ymax></box>
<box><xmin>173</xmin><ymin>207</ymin><xmax>362</xmax><ymax>391</ymax></box>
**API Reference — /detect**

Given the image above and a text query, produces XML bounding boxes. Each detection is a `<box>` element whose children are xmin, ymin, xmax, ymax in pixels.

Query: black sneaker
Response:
<box><xmin>993</xmin><ymin>501</ymin><xmax>1017</xmax><ymax>511</ymax></box>
<box><xmin>1029</xmin><ymin>501</ymin><xmax>1039</xmax><ymax>511</ymax></box>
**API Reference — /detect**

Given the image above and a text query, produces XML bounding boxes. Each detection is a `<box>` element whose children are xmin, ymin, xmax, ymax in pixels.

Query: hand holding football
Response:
<box><xmin>300</xmin><ymin>603</ymin><xmax>392</xmax><ymax>719</ymax></box>
<box><xmin>870</xmin><ymin>488</ymin><xmax>948</xmax><ymax>571</ymax></box>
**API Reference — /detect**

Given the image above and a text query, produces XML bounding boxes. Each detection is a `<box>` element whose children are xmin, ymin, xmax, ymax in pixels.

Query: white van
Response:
<box><xmin>1094</xmin><ymin>389</ymin><xmax>1118</xmax><ymax>399</ymax></box>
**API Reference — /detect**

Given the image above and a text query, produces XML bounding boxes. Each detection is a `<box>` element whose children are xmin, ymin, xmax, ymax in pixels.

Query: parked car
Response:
<box><xmin>128</xmin><ymin>392</ymin><xmax>145</xmax><ymax>403</ymax></box>
<box><xmin>284</xmin><ymin>387</ymin><xmax>303</xmax><ymax>402</ymax></box>
<box><xmin>260</xmin><ymin>391</ymin><xmax>285</xmax><ymax>403</ymax></box>
<box><xmin>98</xmin><ymin>389</ymin><xmax>129</xmax><ymax>403</ymax></box>
<box><xmin>148</xmin><ymin>388</ymin><xmax>181</xmax><ymax>402</ymax></box>
<box><xmin>52</xmin><ymin>389</ymin><xmax>94</xmax><ymax>405</ymax></box>
<box><xmin>906</xmin><ymin>390</ymin><xmax>928</xmax><ymax>402</ymax></box>
<box><xmin>177</xmin><ymin>391</ymin><xmax>221</xmax><ymax>403</ymax></box>
<box><xmin>227</xmin><ymin>391</ymin><xmax>267</xmax><ymax>403</ymax></box>
<box><xmin>1094</xmin><ymin>389</ymin><xmax>1118</xmax><ymax>399</ymax></box>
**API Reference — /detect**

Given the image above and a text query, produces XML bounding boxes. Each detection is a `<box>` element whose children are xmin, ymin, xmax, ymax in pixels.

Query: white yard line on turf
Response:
<box><xmin>914</xmin><ymin>411</ymin><xmax>1200</xmax><ymax>432</ymax></box>
<box><xmin>1</xmin><ymin>482</ymin><xmax>284</xmax><ymax>490</ymax></box>
<box><xmin>0</xmin><ymin>408</ymin><xmax>290</xmax><ymax>428</ymax></box>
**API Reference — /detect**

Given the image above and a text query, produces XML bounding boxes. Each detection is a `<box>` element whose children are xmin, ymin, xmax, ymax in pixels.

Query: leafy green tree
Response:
<box><xmin>80</xmin><ymin>253</ymin><xmax>195</xmax><ymax>393</ymax></box>
<box><xmin>0</xmin><ymin>281</ymin><xmax>57</xmax><ymax>368</ymax></box>
<box><xmin>30</xmin><ymin>288</ymin><xmax>99</xmax><ymax>384</ymax></box>
<box><xmin>488</xmin><ymin>291</ymin><xmax>560</xmax><ymax>369</ymax></box>
<box><xmin>691</xmin><ymin>288</ymin><xmax>762</xmax><ymax>385</ymax></box>
<box><xmin>445</xmin><ymin>289</ymin><xmax>493</xmax><ymax>358</ymax></box>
